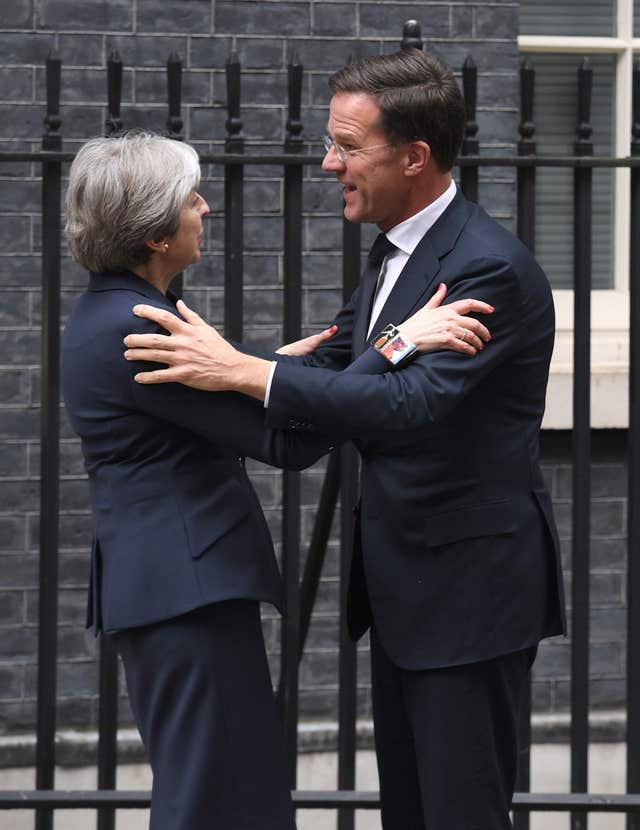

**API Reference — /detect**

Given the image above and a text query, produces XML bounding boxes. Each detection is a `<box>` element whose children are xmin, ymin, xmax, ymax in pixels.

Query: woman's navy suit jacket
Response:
<box><xmin>62</xmin><ymin>270</ymin><xmax>331</xmax><ymax>634</ymax></box>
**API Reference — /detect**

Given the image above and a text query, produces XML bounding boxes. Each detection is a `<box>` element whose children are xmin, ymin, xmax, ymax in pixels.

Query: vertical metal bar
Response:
<box><xmin>278</xmin><ymin>54</ymin><xmax>304</xmax><ymax>786</ymax></box>
<box><xmin>570</xmin><ymin>57</ymin><xmax>593</xmax><ymax>830</ymax></box>
<box><xmin>224</xmin><ymin>51</ymin><xmax>244</xmax><ymax>341</ymax></box>
<box><xmin>460</xmin><ymin>57</ymin><xmax>479</xmax><ymax>203</ymax></box>
<box><xmin>166</xmin><ymin>52</ymin><xmax>183</xmax><ymax>140</ymax></box>
<box><xmin>513</xmin><ymin>59</ymin><xmax>537</xmax><ymax>830</ymax></box>
<box><xmin>96</xmin><ymin>637</ymin><xmax>118</xmax><ymax>830</ymax></box>
<box><xmin>337</xmin><ymin>218</ymin><xmax>360</xmax><ymax>830</ymax></box>
<box><xmin>400</xmin><ymin>19</ymin><xmax>423</xmax><ymax>51</ymax></box>
<box><xmin>105</xmin><ymin>51</ymin><xmax>123</xmax><ymax>136</ymax></box>
<box><xmin>298</xmin><ymin>452</ymin><xmax>341</xmax><ymax>658</ymax></box>
<box><xmin>166</xmin><ymin>52</ymin><xmax>185</xmax><ymax>298</ymax></box>
<box><xmin>97</xmin><ymin>60</ymin><xmax>124</xmax><ymax>827</ymax></box>
<box><xmin>516</xmin><ymin>63</ymin><xmax>535</xmax><ymax>826</ymax></box>
<box><xmin>35</xmin><ymin>51</ymin><xmax>62</xmax><ymax>830</ymax></box>
<box><xmin>627</xmin><ymin>57</ymin><xmax>640</xmax><ymax>830</ymax></box>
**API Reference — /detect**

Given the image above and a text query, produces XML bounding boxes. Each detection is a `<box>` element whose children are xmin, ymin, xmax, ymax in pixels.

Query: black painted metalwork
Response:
<box><xmin>400</xmin><ymin>18</ymin><xmax>423</xmax><ymax>51</ymax></box>
<box><xmin>4</xmin><ymin>28</ymin><xmax>640</xmax><ymax>826</ymax></box>
<box><xmin>278</xmin><ymin>52</ymin><xmax>305</xmax><ymax>785</ymax></box>
<box><xmin>105</xmin><ymin>51</ymin><xmax>123</xmax><ymax>136</ymax></box>
<box><xmin>224</xmin><ymin>51</ymin><xmax>244</xmax><ymax>341</ymax></box>
<box><xmin>166</xmin><ymin>52</ymin><xmax>185</xmax><ymax>298</ymax></box>
<box><xmin>4</xmin><ymin>789</ymin><xmax>640</xmax><ymax>812</ymax></box>
<box><xmin>298</xmin><ymin>452</ymin><xmax>341</xmax><ymax>656</ymax></box>
<box><xmin>35</xmin><ymin>50</ymin><xmax>62</xmax><ymax>830</ymax></box>
<box><xmin>571</xmin><ymin>57</ymin><xmax>594</xmax><ymax>830</ymax></box>
<box><xmin>166</xmin><ymin>52</ymin><xmax>183</xmax><ymax>140</ymax></box>
<box><xmin>336</xmin><ymin>216</ymin><xmax>361</xmax><ymax>830</ymax></box>
<box><xmin>96</xmin><ymin>636</ymin><xmax>118</xmax><ymax>830</ymax></box>
<box><xmin>97</xmin><ymin>62</ymin><xmax>125</xmax><ymax>830</ymax></box>
<box><xmin>513</xmin><ymin>59</ymin><xmax>537</xmax><ymax>830</ymax></box>
<box><xmin>627</xmin><ymin>58</ymin><xmax>640</xmax><ymax>830</ymax></box>
<box><xmin>461</xmin><ymin>56</ymin><xmax>479</xmax><ymax>202</ymax></box>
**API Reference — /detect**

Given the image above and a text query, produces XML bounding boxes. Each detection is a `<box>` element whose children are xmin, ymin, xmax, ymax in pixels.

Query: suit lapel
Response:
<box><xmin>365</xmin><ymin>191</ymin><xmax>473</xmax><ymax>344</ymax></box>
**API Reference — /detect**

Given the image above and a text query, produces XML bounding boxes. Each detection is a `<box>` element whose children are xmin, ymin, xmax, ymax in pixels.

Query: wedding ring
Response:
<box><xmin>460</xmin><ymin>329</ymin><xmax>467</xmax><ymax>342</ymax></box>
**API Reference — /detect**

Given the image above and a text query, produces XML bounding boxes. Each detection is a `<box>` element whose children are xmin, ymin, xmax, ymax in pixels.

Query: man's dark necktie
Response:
<box><xmin>361</xmin><ymin>232</ymin><xmax>396</xmax><ymax>324</ymax></box>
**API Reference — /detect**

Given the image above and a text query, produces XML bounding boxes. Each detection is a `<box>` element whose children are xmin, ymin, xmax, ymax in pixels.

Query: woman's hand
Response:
<box><xmin>398</xmin><ymin>283</ymin><xmax>494</xmax><ymax>356</ymax></box>
<box><xmin>276</xmin><ymin>324</ymin><xmax>338</xmax><ymax>356</ymax></box>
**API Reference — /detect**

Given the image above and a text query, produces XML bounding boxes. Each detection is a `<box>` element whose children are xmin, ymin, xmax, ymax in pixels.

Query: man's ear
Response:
<box><xmin>405</xmin><ymin>141</ymin><xmax>430</xmax><ymax>176</ymax></box>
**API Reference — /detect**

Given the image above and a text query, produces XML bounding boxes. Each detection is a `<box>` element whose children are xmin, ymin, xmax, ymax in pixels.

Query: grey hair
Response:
<box><xmin>65</xmin><ymin>132</ymin><xmax>201</xmax><ymax>273</ymax></box>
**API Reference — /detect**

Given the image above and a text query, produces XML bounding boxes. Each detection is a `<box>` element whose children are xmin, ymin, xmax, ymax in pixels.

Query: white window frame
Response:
<box><xmin>518</xmin><ymin>0</ymin><xmax>639</xmax><ymax>427</ymax></box>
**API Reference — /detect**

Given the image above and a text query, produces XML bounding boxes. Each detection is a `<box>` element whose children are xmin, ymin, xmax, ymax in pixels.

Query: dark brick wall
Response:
<box><xmin>1</xmin><ymin>0</ymin><xmax>529</xmax><ymax>741</ymax></box>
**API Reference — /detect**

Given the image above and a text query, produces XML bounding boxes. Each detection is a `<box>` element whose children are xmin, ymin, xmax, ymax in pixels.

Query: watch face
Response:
<box><xmin>381</xmin><ymin>335</ymin><xmax>413</xmax><ymax>363</ymax></box>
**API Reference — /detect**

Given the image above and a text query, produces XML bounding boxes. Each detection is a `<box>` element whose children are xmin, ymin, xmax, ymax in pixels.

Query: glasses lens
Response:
<box><xmin>323</xmin><ymin>135</ymin><xmax>333</xmax><ymax>153</ymax></box>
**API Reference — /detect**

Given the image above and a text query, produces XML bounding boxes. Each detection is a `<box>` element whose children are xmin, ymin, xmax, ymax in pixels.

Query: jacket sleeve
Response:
<box><xmin>120</xmin><ymin>315</ymin><xmax>333</xmax><ymax>471</ymax></box>
<box><xmin>266</xmin><ymin>259</ymin><xmax>530</xmax><ymax>438</ymax></box>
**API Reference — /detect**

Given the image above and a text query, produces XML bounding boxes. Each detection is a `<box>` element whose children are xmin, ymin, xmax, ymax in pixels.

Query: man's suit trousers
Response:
<box><xmin>114</xmin><ymin>600</ymin><xmax>296</xmax><ymax>830</ymax></box>
<box><xmin>370</xmin><ymin>628</ymin><xmax>536</xmax><ymax>830</ymax></box>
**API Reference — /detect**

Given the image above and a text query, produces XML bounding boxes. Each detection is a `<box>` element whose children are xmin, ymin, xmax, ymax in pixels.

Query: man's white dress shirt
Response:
<box><xmin>265</xmin><ymin>180</ymin><xmax>457</xmax><ymax>406</ymax></box>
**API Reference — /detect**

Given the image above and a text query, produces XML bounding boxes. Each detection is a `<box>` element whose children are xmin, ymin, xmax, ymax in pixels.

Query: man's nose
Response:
<box><xmin>200</xmin><ymin>199</ymin><xmax>210</xmax><ymax>216</ymax></box>
<box><xmin>322</xmin><ymin>146</ymin><xmax>344</xmax><ymax>172</ymax></box>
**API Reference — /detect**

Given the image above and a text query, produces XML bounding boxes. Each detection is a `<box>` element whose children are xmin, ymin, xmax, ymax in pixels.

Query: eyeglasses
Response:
<box><xmin>323</xmin><ymin>134</ymin><xmax>394</xmax><ymax>163</ymax></box>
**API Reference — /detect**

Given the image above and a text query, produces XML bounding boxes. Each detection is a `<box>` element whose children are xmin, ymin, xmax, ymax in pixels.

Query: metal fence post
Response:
<box><xmin>513</xmin><ymin>59</ymin><xmax>537</xmax><ymax>830</ymax></box>
<box><xmin>96</xmin><ymin>54</ymin><xmax>125</xmax><ymax>830</ymax></box>
<box><xmin>571</xmin><ymin>57</ymin><xmax>594</xmax><ymax>830</ymax></box>
<box><xmin>461</xmin><ymin>56</ymin><xmax>479</xmax><ymax>202</ymax></box>
<box><xmin>105</xmin><ymin>51</ymin><xmax>123</xmax><ymax>136</ymax></box>
<box><xmin>35</xmin><ymin>50</ymin><xmax>62</xmax><ymax>830</ymax></box>
<box><xmin>278</xmin><ymin>52</ymin><xmax>305</xmax><ymax>786</ymax></box>
<box><xmin>336</xmin><ymin>213</ymin><xmax>361</xmax><ymax>830</ymax></box>
<box><xmin>224</xmin><ymin>51</ymin><xmax>244</xmax><ymax>341</ymax></box>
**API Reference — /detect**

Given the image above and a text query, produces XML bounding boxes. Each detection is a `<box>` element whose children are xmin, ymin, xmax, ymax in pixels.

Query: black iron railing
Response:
<box><xmin>1</xmin><ymin>18</ymin><xmax>640</xmax><ymax>830</ymax></box>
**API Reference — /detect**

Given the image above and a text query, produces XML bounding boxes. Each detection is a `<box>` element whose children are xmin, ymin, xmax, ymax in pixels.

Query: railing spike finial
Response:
<box><xmin>43</xmin><ymin>50</ymin><xmax>62</xmax><ymax>146</ymax></box>
<box><xmin>632</xmin><ymin>58</ymin><xmax>640</xmax><ymax>156</ymax></box>
<box><xmin>460</xmin><ymin>56</ymin><xmax>479</xmax><ymax>202</ymax></box>
<box><xmin>401</xmin><ymin>19</ymin><xmax>423</xmax><ymax>51</ymax></box>
<box><xmin>225</xmin><ymin>49</ymin><xmax>243</xmax><ymax>152</ymax></box>
<box><xmin>105</xmin><ymin>50</ymin><xmax>123</xmax><ymax>136</ymax></box>
<box><xmin>518</xmin><ymin>60</ymin><xmax>536</xmax><ymax>156</ymax></box>
<box><xmin>166</xmin><ymin>52</ymin><xmax>183</xmax><ymax>140</ymax></box>
<box><xmin>462</xmin><ymin>56</ymin><xmax>479</xmax><ymax>150</ymax></box>
<box><xmin>575</xmin><ymin>57</ymin><xmax>593</xmax><ymax>155</ymax></box>
<box><xmin>286</xmin><ymin>52</ymin><xmax>303</xmax><ymax>151</ymax></box>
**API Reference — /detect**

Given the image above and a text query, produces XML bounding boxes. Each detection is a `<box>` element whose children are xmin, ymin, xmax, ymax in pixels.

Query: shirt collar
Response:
<box><xmin>385</xmin><ymin>179</ymin><xmax>457</xmax><ymax>256</ymax></box>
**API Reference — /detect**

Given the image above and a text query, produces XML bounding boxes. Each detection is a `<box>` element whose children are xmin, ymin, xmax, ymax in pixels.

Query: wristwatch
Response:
<box><xmin>370</xmin><ymin>324</ymin><xmax>417</xmax><ymax>366</ymax></box>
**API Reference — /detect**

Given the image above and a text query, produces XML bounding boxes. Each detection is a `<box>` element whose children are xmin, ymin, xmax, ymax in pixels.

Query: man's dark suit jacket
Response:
<box><xmin>61</xmin><ymin>270</ymin><xmax>331</xmax><ymax>634</ymax></box>
<box><xmin>266</xmin><ymin>191</ymin><xmax>567</xmax><ymax>670</ymax></box>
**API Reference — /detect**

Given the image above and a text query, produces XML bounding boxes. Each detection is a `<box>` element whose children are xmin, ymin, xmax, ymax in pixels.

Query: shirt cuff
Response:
<box><xmin>263</xmin><ymin>361</ymin><xmax>278</xmax><ymax>408</ymax></box>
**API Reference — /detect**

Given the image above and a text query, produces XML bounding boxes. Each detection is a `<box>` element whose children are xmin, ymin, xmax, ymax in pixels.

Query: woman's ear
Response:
<box><xmin>405</xmin><ymin>141</ymin><xmax>430</xmax><ymax>176</ymax></box>
<box><xmin>146</xmin><ymin>238</ymin><xmax>170</xmax><ymax>255</ymax></box>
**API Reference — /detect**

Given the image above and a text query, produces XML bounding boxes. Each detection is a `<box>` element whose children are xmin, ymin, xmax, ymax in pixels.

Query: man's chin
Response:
<box><xmin>342</xmin><ymin>203</ymin><xmax>368</xmax><ymax>224</ymax></box>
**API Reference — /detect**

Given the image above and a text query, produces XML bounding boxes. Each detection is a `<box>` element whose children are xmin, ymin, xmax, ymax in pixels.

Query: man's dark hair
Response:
<box><xmin>329</xmin><ymin>50</ymin><xmax>465</xmax><ymax>172</ymax></box>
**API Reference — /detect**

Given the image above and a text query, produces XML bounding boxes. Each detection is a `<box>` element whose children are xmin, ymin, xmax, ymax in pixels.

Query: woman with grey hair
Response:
<box><xmin>62</xmin><ymin>131</ymin><xmax>338</xmax><ymax>830</ymax></box>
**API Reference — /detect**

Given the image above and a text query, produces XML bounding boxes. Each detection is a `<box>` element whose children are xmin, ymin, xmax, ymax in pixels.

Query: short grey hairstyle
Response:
<box><xmin>65</xmin><ymin>132</ymin><xmax>201</xmax><ymax>273</ymax></box>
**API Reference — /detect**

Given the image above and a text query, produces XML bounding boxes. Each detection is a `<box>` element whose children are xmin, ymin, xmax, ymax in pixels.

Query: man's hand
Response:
<box><xmin>276</xmin><ymin>324</ymin><xmax>338</xmax><ymax>356</ymax></box>
<box><xmin>398</xmin><ymin>283</ymin><xmax>494</xmax><ymax>355</ymax></box>
<box><xmin>123</xmin><ymin>299</ymin><xmax>271</xmax><ymax>399</ymax></box>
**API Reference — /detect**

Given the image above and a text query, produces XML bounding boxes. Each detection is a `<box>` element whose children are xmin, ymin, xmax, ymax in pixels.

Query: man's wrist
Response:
<box><xmin>370</xmin><ymin>323</ymin><xmax>417</xmax><ymax>366</ymax></box>
<box><xmin>230</xmin><ymin>353</ymin><xmax>272</xmax><ymax>402</ymax></box>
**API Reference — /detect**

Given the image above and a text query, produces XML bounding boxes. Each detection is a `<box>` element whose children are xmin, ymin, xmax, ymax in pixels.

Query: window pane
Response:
<box><xmin>520</xmin><ymin>0</ymin><xmax>615</xmax><ymax>37</ymax></box>
<box><xmin>635</xmin><ymin>0</ymin><xmax>640</xmax><ymax>36</ymax></box>
<box><xmin>528</xmin><ymin>54</ymin><xmax>615</xmax><ymax>289</ymax></box>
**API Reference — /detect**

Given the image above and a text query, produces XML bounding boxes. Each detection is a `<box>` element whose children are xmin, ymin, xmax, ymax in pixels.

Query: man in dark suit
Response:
<box><xmin>124</xmin><ymin>50</ymin><xmax>566</xmax><ymax>829</ymax></box>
